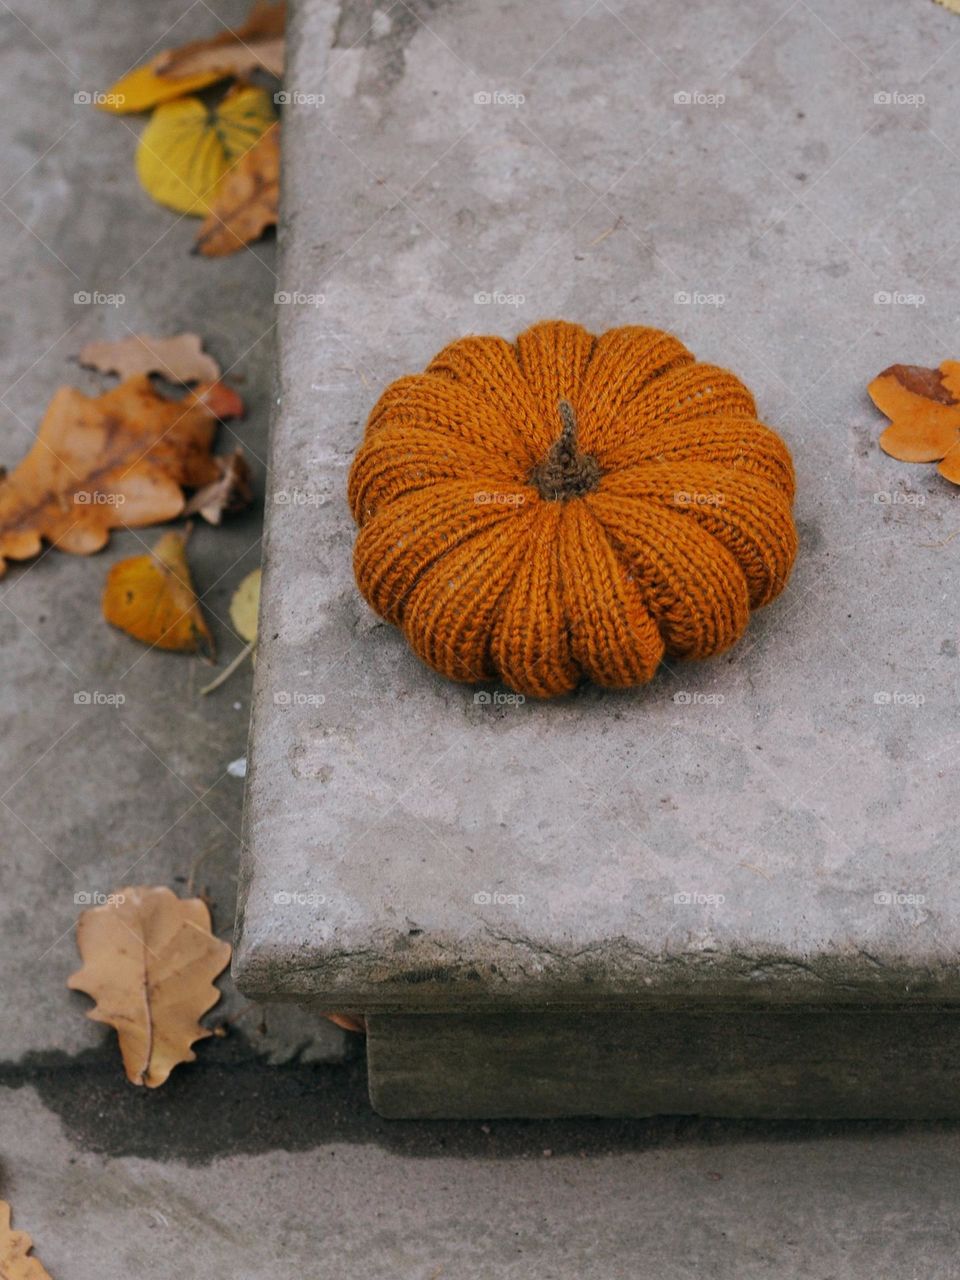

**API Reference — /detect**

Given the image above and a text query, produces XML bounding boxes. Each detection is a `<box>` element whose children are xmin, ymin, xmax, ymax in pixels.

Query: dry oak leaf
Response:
<box><xmin>99</xmin><ymin>0</ymin><xmax>286</xmax><ymax>114</ymax></box>
<box><xmin>183</xmin><ymin>447</ymin><xmax>253</xmax><ymax>524</ymax></box>
<box><xmin>869</xmin><ymin>360</ymin><xmax>960</xmax><ymax>484</ymax></box>
<box><xmin>78</xmin><ymin>332</ymin><xmax>220</xmax><ymax>384</ymax></box>
<box><xmin>137</xmin><ymin>85</ymin><xmax>277</xmax><ymax>215</ymax></box>
<box><xmin>155</xmin><ymin>0</ymin><xmax>285</xmax><ymax>81</ymax></box>
<box><xmin>67</xmin><ymin>885</ymin><xmax>231</xmax><ymax>1088</ymax></box>
<box><xmin>103</xmin><ymin>529</ymin><xmax>216</xmax><ymax>659</ymax></box>
<box><xmin>0</xmin><ymin>1202</ymin><xmax>52</xmax><ymax>1280</ymax></box>
<box><xmin>195</xmin><ymin>122</ymin><xmax>279</xmax><ymax>257</ymax></box>
<box><xmin>0</xmin><ymin>377</ymin><xmax>243</xmax><ymax>578</ymax></box>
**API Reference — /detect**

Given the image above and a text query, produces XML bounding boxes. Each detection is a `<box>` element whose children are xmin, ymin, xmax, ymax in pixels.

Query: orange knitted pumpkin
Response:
<box><xmin>348</xmin><ymin>321</ymin><xmax>797</xmax><ymax>699</ymax></box>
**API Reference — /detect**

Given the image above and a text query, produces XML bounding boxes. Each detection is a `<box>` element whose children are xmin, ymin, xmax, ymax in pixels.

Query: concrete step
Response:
<box><xmin>234</xmin><ymin>0</ymin><xmax>960</xmax><ymax>1117</ymax></box>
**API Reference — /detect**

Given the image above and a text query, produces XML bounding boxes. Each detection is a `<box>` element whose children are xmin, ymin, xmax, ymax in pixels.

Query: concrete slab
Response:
<box><xmin>0</xmin><ymin>0</ymin><xmax>345</xmax><ymax>1067</ymax></box>
<box><xmin>236</xmin><ymin>0</ymin><xmax>960</xmax><ymax>1029</ymax></box>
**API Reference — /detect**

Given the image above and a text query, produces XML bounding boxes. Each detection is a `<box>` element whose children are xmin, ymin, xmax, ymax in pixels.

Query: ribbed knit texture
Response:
<box><xmin>348</xmin><ymin>320</ymin><xmax>798</xmax><ymax>698</ymax></box>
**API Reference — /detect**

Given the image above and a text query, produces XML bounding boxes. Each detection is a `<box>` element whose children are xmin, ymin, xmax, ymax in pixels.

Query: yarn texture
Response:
<box><xmin>348</xmin><ymin>321</ymin><xmax>797</xmax><ymax>699</ymax></box>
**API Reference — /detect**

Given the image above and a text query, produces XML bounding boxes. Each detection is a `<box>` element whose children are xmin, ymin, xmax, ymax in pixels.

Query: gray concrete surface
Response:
<box><xmin>4</xmin><ymin>0</ymin><xmax>960</xmax><ymax>1274</ymax></box>
<box><xmin>237</xmin><ymin>0</ymin><xmax>960</xmax><ymax>1023</ymax></box>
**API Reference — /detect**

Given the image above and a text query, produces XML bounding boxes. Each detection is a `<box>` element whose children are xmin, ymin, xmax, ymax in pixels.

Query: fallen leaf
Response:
<box><xmin>195</xmin><ymin>123</ymin><xmax>279</xmax><ymax>256</ymax></box>
<box><xmin>0</xmin><ymin>378</ymin><xmax>243</xmax><ymax>577</ymax></box>
<box><xmin>156</xmin><ymin>0</ymin><xmax>285</xmax><ymax>81</ymax></box>
<box><xmin>78</xmin><ymin>332</ymin><xmax>220</xmax><ymax>384</ymax></box>
<box><xmin>230</xmin><ymin>567</ymin><xmax>261</xmax><ymax>640</ymax></box>
<box><xmin>933</xmin><ymin>0</ymin><xmax>960</xmax><ymax>13</ymax></box>
<box><xmin>99</xmin><ymin>1</ymin><xmax>286</xmax><ymax>114</ymax></box>
<box><xmin>323</xmin><ymin>1013</ymin><xmax>366</xmax><ymax>1033</ymax></box>
<box><xmin>0</xmin><ymin>1202</ymin><xmax>52</xmax><ymax>1280</ymax></box>
<box><xmin>68</xmin><ymin>886</ymin><xmax>231</xmax><ymax>1088</ymax></box>
<box><xmin>137</xmin><ymin>85</ymin><xmax>276</xmax><ymax>215</ymax></box>
<box><xmin>103</xmin><ymin>529</ymin><xmax>216</xmax><ymax>659</ymax></box>
<box><xmin>183</xmin><ymin>448</ymin><xmax>253</xmax><ymax>524</ymax></box>
<box><xmin>200</xmin><ymin>567</ymin><xmax>260</xmax><ymax>694</ymax></box>
<box><xmin>97</xmin><ymin>61</ymin><xmax>226</xmax><ymax>115</ymax></box>
<box><xmin>869</xmin><ymin>360</ymin><xmax>960</xmax><ymax>483</ymax></box>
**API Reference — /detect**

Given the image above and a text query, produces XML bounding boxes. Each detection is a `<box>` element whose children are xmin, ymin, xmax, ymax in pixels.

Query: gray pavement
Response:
<box><xmin>2</xmin><ymin>0</ymin><xmax>960</xmax><ymax>1276</ymax></box>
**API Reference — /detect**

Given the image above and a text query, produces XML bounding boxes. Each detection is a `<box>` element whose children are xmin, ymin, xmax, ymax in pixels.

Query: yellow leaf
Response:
<box><xmin>136</xmin><ymin>86</ymin><xmax>276</xmax><ymax>215</ymax></box>
<box><xmin>230</xmin><ymin>568</ymin><xmax>261</xmax><ymax>642</ymax></box>
<box><xmin>102</xmin><ymin>530</ymin><xmax>216</xmax><ymax>659</ymax></box>
<box><xmin>67</xmin><ymin>886</ymin><xmax>231</xmax><ymax>1088</ymax></box>
<box><xmin>99</xmin><ymin>60</ymin><xmax>225</xmax><ymax>114</ymax></box>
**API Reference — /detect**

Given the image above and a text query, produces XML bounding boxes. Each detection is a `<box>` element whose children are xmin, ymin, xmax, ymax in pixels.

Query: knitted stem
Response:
<box><xmin>529</xmin><ymin>399</ymin><xmax>601</xmax><ymax>500</ymax></box>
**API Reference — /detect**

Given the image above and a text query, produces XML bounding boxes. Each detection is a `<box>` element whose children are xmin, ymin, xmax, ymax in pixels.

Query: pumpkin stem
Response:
<box><xmin>529</xmin><ymin>399</ymin><xmax>601</xmax><ymax>500</ymax></box>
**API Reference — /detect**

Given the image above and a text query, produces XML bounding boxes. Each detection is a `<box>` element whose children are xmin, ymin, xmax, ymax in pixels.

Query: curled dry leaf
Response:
<box><xmin>183</xmin><ymin>447</ymin><xmax>253</xmax><ymax>524</ymax></box>
<box><xmin>200</xmin><ymin>567</ymin><xmax>260</xmax><ymax>694</ymax></box>
<box><xmin>78</xmin><ymin>332</ymin><xmax>220</xmax><ymax>384</ymax></box>
<box><xmin>103</xmin><ymin>529</ymin><xmax>216</xmax><ymax>659</ymax></box>
<box><xmin>0</xmin><ymin>377</ymin><xmax>243</xmax><ymax>577</ymax></box>
<box><xmin>0</xmin><ymin>1202</ymin><xmax>53</xmax><ymax>1280</ymax></box>
<box><xmin>323</xmin><ymin>1013</ymin><xmax>366</xmax><ymax>1033</ymax></box>
<box><xmin>868</xmin><ymin>360</ymin><xmax>960</xmax><ymax>484</ymax></box>
<box><xmin>137</xmin><ymin>85</ymin><xmax>276</xmax><ymax>215</ymax></box>
<box><xmin>67</xmin><ymin>885</ymin><xmax>231</xmax><ymax>1088</ymax></box>
<box><xmin>100</xmin><ymin>0</ymin><xmax>286</xmax><ymax>114</ymax></box>
<box><xmin>195</xmin><ymin>123</ymin><xmax>279</xmax><ymax>257</ymax></box>
<box><xmin>155</xmin><ymin>0</ymin><xmax>286</xmax><ymax>81</ymax></box>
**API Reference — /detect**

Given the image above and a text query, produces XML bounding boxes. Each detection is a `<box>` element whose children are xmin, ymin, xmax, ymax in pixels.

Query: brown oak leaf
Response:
<box><xmin>67</xmin><ymin>886</ymin><xmax>231</xmax><ymax>1088</ymax></box>
<box><xmin>0</xmin><ymin>377</ymin><xmax>243</xmax><ymax>576</ymax></box>
<box><xmin>0</xmin><ymin>1202</ymin><xmax>53</xmax><ymax>1280</ymax></box>
<box><xmin>195</xmin><ymin>123</ymin><xmax>279</xmax><ymax>257</ymax></box>
<box><xmin>78</xmin><ymin>332</ymin><xmax>220</xmax><ymax>384</ymax></box>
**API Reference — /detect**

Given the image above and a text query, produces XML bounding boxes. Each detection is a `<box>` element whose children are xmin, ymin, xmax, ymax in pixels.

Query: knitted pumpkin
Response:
<box><xmin>348</xmin><ymin>321</ymin><xmax>797</xmax><ymax>699</ymax></box>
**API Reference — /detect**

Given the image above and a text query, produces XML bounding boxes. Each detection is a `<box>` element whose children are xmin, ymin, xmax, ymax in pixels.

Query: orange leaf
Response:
<box><xmin>102</xmin><ymin>529</ymin><xmax>215</xmax><ymax>658</ymax></box>
<box><xmin>0</xmin><ymin>1202</ymin><xmax>52</xmax><ymax>1280</ymax></box>
<box><xmin>0</xmin><ymin>377</ymin><xmax>243</xmax><ymax>576</ymax></box>
<box><xmin>67</xmin><ymin>886</ymin><xmax>231</xmax><ymax>1088</ymax></box>
<box><xmin>155</xmin><ymin>0</ymin><xmax>285</xmax><ymax>80</ymax></box>
<box><xmin>868</xmin><ymin>361</ymin><xmax>960</xmax><ymax>464</ymax></box>
<box><xmin>194</xmin><ymin>123</ymin><xmax>279</xmax><ymax>257</ymax></box>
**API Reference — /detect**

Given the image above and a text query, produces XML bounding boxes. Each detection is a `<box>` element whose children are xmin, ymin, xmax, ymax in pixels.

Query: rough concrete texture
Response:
<box><xmin>0</xmin><ymin>0</ymin><xmax>345</xmax><ymax>1065</ymax></box>
<box><xmin>7</xmin><ymin>1</ymin><xmax>960</xmax><ymax>1275</ymax></box>
<box><xmin>238</xmin><ymin>0</ymin><xmax>960</xmax><ymax>1013</ymax></box>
